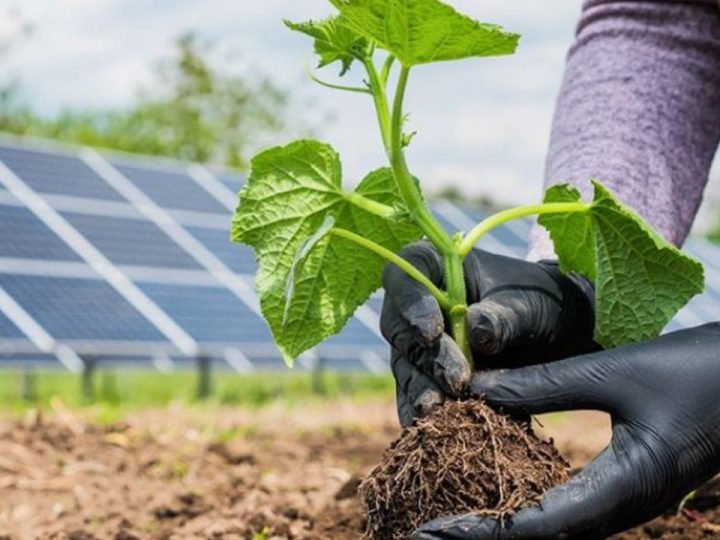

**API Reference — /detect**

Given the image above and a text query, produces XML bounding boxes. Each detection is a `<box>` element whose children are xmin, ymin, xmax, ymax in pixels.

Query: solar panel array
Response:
<box><xmin>0</xmin><ymin>137</ymin><xmax>717</xmax><ymax>374</ymax></box>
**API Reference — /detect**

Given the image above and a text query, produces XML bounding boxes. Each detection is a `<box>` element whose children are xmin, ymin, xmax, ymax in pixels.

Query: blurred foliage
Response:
<box><xmin>0</xmin><ymin>32</ymin><xmax>292</xmax><ymax>169</ymax></box>
<box><xmin>432</xmin><ymin>185</ymin><xmax>500</xmax><ymax>210</ymax></box>
<box><xmin>707</xmin><ymin>226</ymin><xmax>720</xmax><ymax>244</ymax></box>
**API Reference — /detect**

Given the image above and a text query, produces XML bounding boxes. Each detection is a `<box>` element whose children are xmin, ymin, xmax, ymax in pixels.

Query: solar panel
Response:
<box><xmin>431</xmin><ymin>207</ymin><xmax>460</xmax><ymax>235</ymax></box>
<box><xmin>185</xmin><ymin>225</ymin><xmax>257</xmax><ymax>274</ymax></box>
<box><xmin>0</xmin><ymin>352</ymin><xmax>62</xmax><ymax>368</ymax></box>
<box><xmin>62</xmin><ymin>211</ymin><xmax>203</xmax><ymax>270</ymax></box>
<box><xmin>113</xmin><ymin>162</ymin><xmax>228</xmax><ymax>214</ymax></box>
<box><xmin>0</xmin><ymin>274</ymin><xmax>167</xmax><ymax>341</ymax></box>
<box><xmin>0</xmin><ymin>310</ymin><xmax>24</xmax><ymax>339</ymax></box>
<box><xmin>0</xmin><ymin>205</ymin><xmax>82</xmax><ymax>261</ymax></box>
<box><xmin>137</xmin><ymin>282</ymin><xmax>273</xmax><ymax>344</ymax></box>
<box><xmin>213</xmin><ymin>171</ymin><xmax>244</xmax><ymax>194</ymax></box>
<box><xmin>324</xmin><ymin>317</ymin><xmax>384</xmax><ymax>347</ymax></box>
<box><xmin>1</xmin><ymin>138</ymin><xmax>719</xmax><ymax>374</ymax></box>
<box><xmin>0</xmin><ymin>146</ymin><xmax>126</xmax><ymax>201</ymax></box>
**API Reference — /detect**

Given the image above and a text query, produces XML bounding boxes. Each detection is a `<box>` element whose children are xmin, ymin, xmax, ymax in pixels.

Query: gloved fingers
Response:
<box><xmin>413</xmin><ymin>334</ymin><xmax>472</xmax><ymax>397</ymax></box>
<box><xmin>467</xmin><ymin>293</ymin><xmax>557</xmax><ymax>357</ymax></box>
<box><xmin>391</xmin><ymin>349</ymin><xmax>445</xmax><ymax>428</ymax></box>
<box><xmin>383</xmin><ymin>295</ymin><xmax>471</xmax><ymax>396</ymax></box>
<box><xmin>469</xmin><ymin>350</ymin><xmax>616</xmax><ymax>415</ymax></box>
<box><xmin>381</xmin><ymin>241</ymin><xmax>446</xmax><ymax>348</ymax></box>
<box><xmin>414</xmin><ymin>449</ymin><xmax>625</xmax><ymax>539</ymax></box>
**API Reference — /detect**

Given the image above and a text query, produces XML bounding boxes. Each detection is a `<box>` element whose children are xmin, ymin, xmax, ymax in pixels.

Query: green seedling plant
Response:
<box><xmin>232</xmin><ymin>0</ymin><xmax>705</xmax><ymax>368</ymax></box>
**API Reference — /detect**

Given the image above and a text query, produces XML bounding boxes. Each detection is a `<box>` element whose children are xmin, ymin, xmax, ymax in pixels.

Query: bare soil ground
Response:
<box><xmin>0</xmin><ymin>400</ymin><xmax>717</xmax><ymax>540</ymax></box>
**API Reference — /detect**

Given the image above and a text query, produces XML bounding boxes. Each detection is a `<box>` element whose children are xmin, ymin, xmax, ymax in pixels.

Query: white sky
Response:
<box><xmin>2</xmin><ymin>0</ymin><xmax>719</xmax><ymax>228</ymax></box>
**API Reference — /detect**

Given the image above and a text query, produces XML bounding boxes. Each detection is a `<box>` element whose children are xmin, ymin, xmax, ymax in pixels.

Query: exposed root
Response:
<box><xmin>359</xmin><ymin>400</ymin><xmax>570</xmax><ymax>540</ymax></box>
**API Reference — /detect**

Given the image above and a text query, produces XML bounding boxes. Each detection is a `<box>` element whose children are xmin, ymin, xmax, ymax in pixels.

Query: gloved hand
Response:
<box><xmin>414</xmin><ymin>324</ymin><xmax>720</xmax><ymax>540</ymax></box>
<box><xmin>381</xmin><ymin>241</ymin><xmax>597</xmax><ymax>427</ymax></box>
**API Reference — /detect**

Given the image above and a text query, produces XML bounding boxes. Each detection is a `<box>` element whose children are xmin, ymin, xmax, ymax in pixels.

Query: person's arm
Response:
<box><xmin>529</xmin><ymin>0</ymin><xmax>720</xmax><ymax>261</ymax></box>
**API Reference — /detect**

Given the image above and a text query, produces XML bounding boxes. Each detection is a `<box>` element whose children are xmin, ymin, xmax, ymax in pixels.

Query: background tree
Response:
<box><xmin>0</xmin><ymin>32</ymin><xmax>293</xmax><ymax>170</ymax></box>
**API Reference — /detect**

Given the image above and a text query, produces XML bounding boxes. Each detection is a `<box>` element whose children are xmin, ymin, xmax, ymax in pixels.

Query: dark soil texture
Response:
<box><xmin>360</xmin><ymin>401</ymin><xmax>570</xmax><ymax>540</ymax></box>
<box><xmin>0</xmin><ymin>403</ymin><xmax>718</xmax><ymax>539</ymax></box>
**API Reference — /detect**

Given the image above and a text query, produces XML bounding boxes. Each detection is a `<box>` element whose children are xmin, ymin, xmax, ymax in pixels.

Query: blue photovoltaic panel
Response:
<box><xmin>138</xmin><ymin>283</ymin><xmax>273</xmax><ymax>343</ymax></box>
<box><xmin>0</xmin><ymin>205</ymin><xmax>82</xmax><ymax>262</ymax></box>
<box><xmin>0</xmin><ymin>275</ymin><xmax>166</xmax><ymax>341</ymax></box>
<box><xmin>186</xmin><ymin>226</ymin><xmax>257</xmax><ymax>274</ymax></box>
<box><xmin>0</xmin><ymin>310</ymin><xmax>24</xmax><ymax>339</ymax></box>
<box><xmin>93</xmin><ymin>355</ymin><xmax>156</xmax><ymax>367</ymax></box>
<box><xmin>215</xmin><ymin>171</ymin><xmax>244</xmax><ymax>194</ymax></box>
<box><xmin>62</xmin><ymin>212</ymin><xmax>202</xmax><ymax>270</ymax></box>
<box><xmin>0</xmin><ymin>146</ymin><xmax>126</xmax><ymax>201</ymax></box>
<box><xmin>114</xmin><ymin>162</ymin><xmax>228</xmax><ymax>214</ymax></box>
<box><xmin>324</xmin><ymin>317</ymin><xmax>384</xmax><ymax>347</ymax></box>
<box><xmin>431</xmin><ymin>208</ymin><xmax>460</xmax><ymax>235</ymax></box>
<box><xmin>0</xmin><ymin>353</ymin><xmax>60</xmax><ymax>368</ymax></box>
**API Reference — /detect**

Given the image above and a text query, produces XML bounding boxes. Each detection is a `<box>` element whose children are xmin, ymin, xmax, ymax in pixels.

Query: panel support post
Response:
<box><xmin>20</xmin><ymin>367</ymin><xmax>37</xmax><ymax>402</ymax></box>
<box><xmin>197</xmin><ymin>355</ymin><xmax>212</xmax><ymax>401</ymax></box>
<box><xmin>311</xmin><ymin>356</ymin><xmax>326</xmax><ymax>396</ymax></box>
<box><xmin>81</xmin><ymin>356</ymin><xmax>96</xmax><ymax>403</ymax></box>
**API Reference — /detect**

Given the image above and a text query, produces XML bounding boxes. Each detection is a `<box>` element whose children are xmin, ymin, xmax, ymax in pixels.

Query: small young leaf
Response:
<box><xmin>285</xmin><ymin>16</ymin><xmax>369</xmax><ymax>76</ymax></box>
<box><xmin>232</xmin><ymin>140</ymin><xmax>423</xmax><ymax>363</ymax></box>
<box><xmin>329</xmin><ymin>0</ymin><xmax>519</xmax><ymax>67</ymax></box>
<box><xmin>539</xmin><ymin>181</ymin><xmax>705</xmax><ymax>348</ymax></box>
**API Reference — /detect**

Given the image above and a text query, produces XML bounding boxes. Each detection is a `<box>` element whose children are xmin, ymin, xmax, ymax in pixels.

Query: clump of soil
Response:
<box><xmin>359</xmin><ymin>400</ymin><xmax>570</xmax><ymax>540</ymax></box>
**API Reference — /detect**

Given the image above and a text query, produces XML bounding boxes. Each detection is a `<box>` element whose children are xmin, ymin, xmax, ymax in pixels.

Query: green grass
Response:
<box><xmin>0</xmin><ymin>368</ymin><xmax>394</xmax><ymax>416</ymax></box>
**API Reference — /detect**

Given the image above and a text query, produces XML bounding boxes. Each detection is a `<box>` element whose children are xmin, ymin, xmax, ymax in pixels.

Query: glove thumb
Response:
<box><xmin>469</xmin><ymin>352</ymin><xmax>614</xmax><ymax>415</ymax></box>
<box><xmin>466</xmin><ymin>298</ymin><xmax>533</xmax><ymax>356</ymax></box>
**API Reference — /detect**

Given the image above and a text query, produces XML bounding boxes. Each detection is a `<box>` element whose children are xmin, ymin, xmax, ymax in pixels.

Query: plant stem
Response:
<box><xmin>364</xmin><ymin>59</ymin><xmax>393</xmax><ymax>154</ymax></box>
<box><xmin>365</xmin><ymin>59</ymin><xmax>470</xmax><ymax>359</ymax></box>
<box><xmin>389</xmin><ymin>67</ymin><xmax>453</xmax><ymax>253</ymax></box>
<box><xmin>459</xmin><ymin>201</ymin><xmax>590</xmax><ymax>256</ymax></box>
<box><xmin>444</xmin><ymin>244</ymin><xmax>472</xmax><ymax>360</ymax></box>
<box><xmin>386</xmin><ymin>67</ymin><xmax>473</xmax><ymax>358</ymax></box>
<box><xmin>330</xmin><ymin>227</ymin><xmax>452</xmax><ymax>310</ymax></box>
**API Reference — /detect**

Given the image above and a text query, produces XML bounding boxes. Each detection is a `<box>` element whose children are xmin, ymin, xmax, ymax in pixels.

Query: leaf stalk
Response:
<box><xmin>459</xmin><ymin>202</ymin><xmax>590</xmax><ymax>256</ymax></box>
<box><xmin>330</xmin><ymin>227</ymin><xmax>452</xmax><ymax>310</ymax></box>
<box><xmin>305</xmin><ymin>57</ymin><xmax>372</xmax><ymax>94</ymax></box>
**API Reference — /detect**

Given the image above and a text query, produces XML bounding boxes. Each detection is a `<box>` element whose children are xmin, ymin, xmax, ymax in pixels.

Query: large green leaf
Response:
<box><xmin>329</xmin><ymin>0</ymin><xmax>519</xmax><ymax>67</ymax></box>
<box><xmin>231</xmin><ymin>139</ymin><xmax>422</xmax><ymax>363</ymax></box>
<box><xmin>285</xmin><ymin>16</ymin><xmax>369</xmax><ymax>76</ymax></box>
<box><xmin>539</xmin><ymin>181</ymin><xmax>705</xmax><ymax>348</ymax></box>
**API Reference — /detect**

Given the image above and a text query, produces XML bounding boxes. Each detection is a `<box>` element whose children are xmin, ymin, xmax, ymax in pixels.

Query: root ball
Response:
<box><xmin>359</xmin><ymin>400</ymin><xmax>570</xmax><ymax>540</ymax></box>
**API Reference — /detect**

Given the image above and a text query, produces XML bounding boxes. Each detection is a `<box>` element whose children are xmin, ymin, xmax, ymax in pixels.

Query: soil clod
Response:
<box><xmin>359</xmin><ymin>400</ymin><xmax>570</xmax><ymax>540</ymax></box>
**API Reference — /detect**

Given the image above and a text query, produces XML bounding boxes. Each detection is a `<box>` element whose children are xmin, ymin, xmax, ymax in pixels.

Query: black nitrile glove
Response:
<box><xmin>381</xmin><ymin>241</ymin><xmax>597</xmax><ymax>427</ymax></box>
<box><xmin>414</xmin><ymin>324</ymin><xmax>720</xmax><ymax>540</ymax></box>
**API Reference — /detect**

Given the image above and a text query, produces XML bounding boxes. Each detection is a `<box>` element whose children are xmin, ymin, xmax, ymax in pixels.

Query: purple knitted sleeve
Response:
<box><xmin>528</xmin><ymin>0</ymin><xmax>720</xmax><ymax>261</ymax></box>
